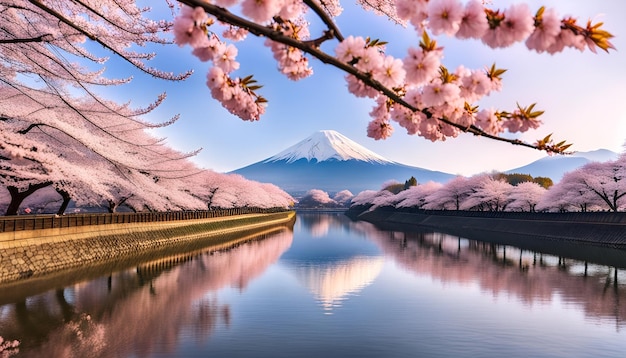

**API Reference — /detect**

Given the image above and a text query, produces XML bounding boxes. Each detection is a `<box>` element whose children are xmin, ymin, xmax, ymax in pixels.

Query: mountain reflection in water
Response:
<box><xmin>1</xmin><ymin>213</ymin><xmax>625</xmax><ymax>358</ymax></box>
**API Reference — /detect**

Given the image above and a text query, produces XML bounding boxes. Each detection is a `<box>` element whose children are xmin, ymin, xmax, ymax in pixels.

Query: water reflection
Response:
<box><xmin>1</xmin><ymin>213</ymin><xmax>625</xmax><ymax>357</ymax></box>
<box><xmin>289</xmin><ymin>256</ymin><xmax>384</xmax><ymax>313</ymax></box>
<box><xmin>0</xmin><ymin>227</ymin><xmax>293</xmax><ymax>357</ymax></box>
<box><xmin>365</xmin><ymin>227</ymin><xmax>626</xmax><ymax>329</ymax></box>
<box><xmin>285</xmin><ymin>213</ymin><xmax>384</xmax><ymax>313</ymax></box>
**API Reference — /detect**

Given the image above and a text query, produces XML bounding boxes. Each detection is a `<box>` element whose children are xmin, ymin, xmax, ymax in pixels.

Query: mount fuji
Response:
<box><xmin>231</xmin><ymin>130</ymin><xmax>454</xmax><ymax>195</ymax></box>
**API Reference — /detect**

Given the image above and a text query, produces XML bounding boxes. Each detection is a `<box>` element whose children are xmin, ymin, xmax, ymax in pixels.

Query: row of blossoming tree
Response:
<box><xmin>0</xmin><ymin>84</ymin><xmax>293</xmax><ymax>215</ymax></box>
<box><xmin>0</xmin><ymin>1</ymin><xmax>615</xmax><ymax>216</ymax></box>
<box><xmin>351</xmin><ymin>150</ymin><xmax>626</xmax><ymax>212</ymax></box>
<box><xmin>0</xmin><ymin>1</ymin><xmax>296</xmax><ymax>215</ymax></box>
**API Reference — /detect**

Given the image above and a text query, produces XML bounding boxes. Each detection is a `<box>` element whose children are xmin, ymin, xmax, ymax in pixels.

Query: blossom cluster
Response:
<box><xmin>337</xmin><ymin>32</ymin><xmax>524</xmax><ymax>141</ymax></box>
<box><xmin>265</xmin><ymin>20</ymin><xmax>314</xmax><ymax>81</ymax></box>
<box><xmin>174</xmin><ymin>5</ymin><xmax>265</xmax><ymax>120</ymax></box>
<box><xmin>398</xmin><ymin>0</ymin><xmax>609</xmax><ymax>54</ymax></box>
<box><xmin>173</xmin><ymin>1</ymin><xmax>313</xmax><ymax>120</ymax></box>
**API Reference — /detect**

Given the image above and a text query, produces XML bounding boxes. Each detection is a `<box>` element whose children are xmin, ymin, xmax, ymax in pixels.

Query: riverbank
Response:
<box><xmin>349</xmin><ymin>208</ymin><xmax>626</xmax><ymax>250</ymax></box>
<box><xmin>0</xmin><ymin>211</ymin><xmax>295</xmax><ymax>285</ymax></box>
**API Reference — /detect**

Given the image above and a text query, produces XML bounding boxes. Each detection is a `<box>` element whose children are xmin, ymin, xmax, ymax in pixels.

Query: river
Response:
<box><xmin>1</xmin><ymin>212</ymin><xmax>625</xmax><ymax>357</ymax></box>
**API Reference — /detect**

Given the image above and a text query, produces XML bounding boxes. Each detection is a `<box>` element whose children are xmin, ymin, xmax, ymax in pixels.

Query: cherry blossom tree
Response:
<box><xmin>507</xmin><ymin>181</ymin><xmax>546</xmax><ymax>212</ymax></box>
<box><xmin>536</xmin><ymin>173</ymin><xmax>602</xmax><ymax>212</ymax></box>
<box><xmin>298</xmin><ymin>189</ymin><xmax>337</xmax><ymax>208</ymax></box>
<box><xmin>460</xmin><ymin>176</ymin><xmax>512</xmax><ymax>211</ymax></box>
<box><xmin>172</xmin><ymin>0</ymin><xmax>614</xmax><ymax>153</ymax></box>
<box><xmin>548</xmin><ymin>159</ymin><xmax>626</xmax><ymax>212</ymax></box>
<box><xmin>0</xmin><ymin>1</ymin><xmax>194</xmax><ymax>214</ymax></box>
<box><xmin>423</xmin><ymin>174</ymin><xmax>486</xmax><ymax>210</ymax></box>
<box><xmin>205</xmin><ymin>173</ymin><xmax>293</xmax><ymax>209</ymax></box>
<box><xmin>350</xmin><ymin>190</ymin><xmax>380</xmax><ymax>207</ymax></box>
<box><xmin>395</xmin><ymin>181</ymin><xmax>443</xmax><ymax>209</ymax></box>
<box><xmin>0</xmin><ymin>85</ymin><xmax>205</xmax><ymax>214</ymax></box>
<box><xmin>333</xmin><ymin>190</ymin><xmax>354</xmax><ymax>207</ymax></box>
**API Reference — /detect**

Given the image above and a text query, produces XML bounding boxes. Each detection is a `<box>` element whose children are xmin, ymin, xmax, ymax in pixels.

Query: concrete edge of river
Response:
<box><xmin>0</xmin><ymin>211</ymin><xmax>296</xmax><ymax>286</ymax></box>
<box><xmin>350</xmin><ymin>209</ymin><xmax>626</xmax><ymax>250</ymax></box>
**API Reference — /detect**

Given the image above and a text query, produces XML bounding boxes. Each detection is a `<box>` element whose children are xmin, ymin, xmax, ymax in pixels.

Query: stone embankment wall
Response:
<box><xmin>0</xmin><ymin>211</ymin><xmax>295</xmax><ymax>284</ymax></box>
<box><xmin>353</xmin><ymin>209</ymin><xmax>626</xmax><ymax>249</ymax></box>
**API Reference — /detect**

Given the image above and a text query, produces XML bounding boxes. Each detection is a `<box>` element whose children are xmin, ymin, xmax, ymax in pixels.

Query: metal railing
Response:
<box><xmin>0</xmin><ymin>207</ymin><xmax>288</xmax><ymax>233</ymax></box>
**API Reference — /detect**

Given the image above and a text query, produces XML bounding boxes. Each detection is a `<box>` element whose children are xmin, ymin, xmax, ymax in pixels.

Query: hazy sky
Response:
<box><xmin>101</xmin><ymin>0</ymin><xmax>626</xmax><ymax>176</ymax></box>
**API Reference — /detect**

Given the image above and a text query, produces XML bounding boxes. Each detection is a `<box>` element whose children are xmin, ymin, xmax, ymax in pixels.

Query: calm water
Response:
<box><xmin>1</xmin><ymin>212</ymin><xmax>626</xmax><ymax>357</ymax></box>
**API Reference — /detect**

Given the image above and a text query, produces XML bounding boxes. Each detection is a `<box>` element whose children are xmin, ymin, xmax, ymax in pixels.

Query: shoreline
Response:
<box><xmin>349</xmin><ymin>208</ymin><xmax>626</xmax><ymax>250</ymax></box>
<box><xmin>0</xmin><ymin>211</ymin><xmax>296</xmax><ymax>286</ymax></box>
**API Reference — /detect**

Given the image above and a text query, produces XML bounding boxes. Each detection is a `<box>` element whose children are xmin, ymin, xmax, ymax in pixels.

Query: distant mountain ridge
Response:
<box><xmin>232</xmin><ymin>130</ymin><xmax>619</xmax><ymax>194</ymax></box>
<box><xmin>232</xmin><ymin>130</ymin><xmax>454</xmax><ymax>195</ymax></box>
<box><xmin>505</xmin><ymin>149</ymin><xmax>619</xmax><ymax>182</ymax></box>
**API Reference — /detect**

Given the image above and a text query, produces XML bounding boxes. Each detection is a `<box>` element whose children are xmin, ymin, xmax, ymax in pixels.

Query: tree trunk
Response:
<box><xmin>107</xmin><ymin>200</ymin><xmax>117</xmax><ymax>213</ymax></box>
<box><xmin>55</xmin><ymin>188</ymin><xmax>71</xmax><ymax>215</ymax></box>
<box><xmin>5</xmin><ymin>182</ymin><xmax>52</xmax><ymax>215</ymax></box>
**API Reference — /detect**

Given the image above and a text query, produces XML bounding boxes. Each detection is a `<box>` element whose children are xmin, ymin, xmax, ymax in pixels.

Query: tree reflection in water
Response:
<box><xmin>345</xmin><ymin>216</ymin><xmax>626</xmax><ymax>329</ymax></box>
<box><xmin>0</xmin><ymin>227</ymin><xmax>293</xmax><ymax>357</ymax></box>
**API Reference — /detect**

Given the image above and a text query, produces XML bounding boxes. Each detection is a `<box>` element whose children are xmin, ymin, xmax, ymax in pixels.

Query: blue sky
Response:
<box><xmin>101</xmin><ymin>1</ymin><xmax>626</xmax><ymax>176</ymax></box>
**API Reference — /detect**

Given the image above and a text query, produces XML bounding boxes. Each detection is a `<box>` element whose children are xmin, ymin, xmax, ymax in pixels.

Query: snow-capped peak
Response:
<box><xmin>265</xmin><ymin>130</ymin><xmax>394</xmax><ymax>164</ymax></box>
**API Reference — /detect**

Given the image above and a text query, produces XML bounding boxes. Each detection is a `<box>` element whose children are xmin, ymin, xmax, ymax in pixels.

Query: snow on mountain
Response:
<box><xmin>265</xmin><ymin>130</ymin><xmax>393</xmax><ymax>164</ymax></box>
<box><xmin>232</xmin><ymin>130</ymin><xmax>454</xmax><ymax>195</ymax></box>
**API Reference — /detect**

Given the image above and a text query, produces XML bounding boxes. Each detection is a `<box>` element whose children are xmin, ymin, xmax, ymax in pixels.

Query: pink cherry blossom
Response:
<box><xmin>475</xmin><ymin>108</ymin><xmax>503</xmax><ymax>135</ymax></box>
<box><xmin>504</xmin><ymin>111</ymin><xmax>542</xmax><ymax>133</ymax></box>
<box><xmin>222</xmin><ymin>25</ymin><xmax>249</xmax><ymax>41</ymax></box>
<box><xmin>345</xmin><ymin>74</ymin><xmax>379</xmax><ymax>98</ymax></box>
<box><xmin>173</xmin><ymin>6</ymin><xmax>209</xmax><ymax>48</ymax></box>
<box><xmin>214</xmin><ymin>44</ymin><xmax>240</xmax><ymax>73</ymax></box>
<box><xmin>335</xmin><ymin>36</ymin><xmax>366</xmax><ymax>63</ymax></box>
<box><xmin>403</xmin><ymin>47</ymin><xmax>442</xmax><ymax>86</ymax></box>
<box><xmin>422</xmin><ymin>80</ymin><xmax>460</xmax><ymax>107</ymax></box>
<box><xmin>374</xmin><ymin>55</ymin><xmax>406</xmax><ymax>89</ymax></box>
<box><xmin>241</xmin><ymin>0</ymin><xmax>284</xmax><ymax>23</ymax></box>
<box><xmin>355</xmin><ymin>46</ymin><xmax>384</xmax><ymax>74</ymax></box>
<box><xmin>427</xmin><ymin>0</ymin><xmax>464</xmax><ymax>36</ymax></box>
<box><xmin>418</xmin><ymin>116</ymin><xmax>444</xmax><ymax>142</ymax></box>
<box><xmin>547</xmin><ymin>28</ymin><xmax>586</xmax><ymax>54</ymax></box>
<box><xmin>394</xmin><ymin>0</ymin><xmax>418</xmax><ymax>21</ymax></box>
<box><xmin>279</xmin><ymin>0</ymin><xmax>308</xmax><ymax>20</ymax></box>
<box><xmin>395</xmin><ymin>0</ymin><xmax>429</xmax><ymax>31</ymax></box>
<box><xmin>404</xmin><ymin>88</ymin><xmax>425</xmax><ymax>109</ymax></box>
<box><xmin>206</xmin><ymin>66</ymin><xmax>232</xmax><ymax>100</ymax></box>
<box><xmin>390</xmin><ymin>102</ymin><xmax>425</xmax><ymax>135</ymax></box>
<box><xmin>215</xmin><ymin>0</ymin><xmax>240</xmax><ymax>7</ymax></box>
<box><xmin>482</xmin><ymin>4</ymin><xmax>534</xmax><ymax>48</ymax></box>
<box><xmin>266</xmin><ymin>39</ymin><xmax>313</xmax><ymax>80</ymax></box>
<box><xmin>455</xmin><ymin>106</ymin><xmax>476</xmax><ymax>128</ymax></box>
<box><xmin>192</xmin><ymin>35</ymin><xmax>223</xmax><ymax>62</ymax></box>
<box><xmin>526</xmin><ymin>8</ymin><xmax>561</xmax><ymax>53</ymax></box>
<box><xmin>367</xmin><ymin>117</ymin><xmax>394</xmax><ymax>140</ymax></box>
<box><xmin>459</xmin><ymin>67</ymin><xmax>492</xmax><ymax>102</ymax></box>
<box><xmin>456</xmin><ymin>0</ymin><xmax>489</xmax><ymax>39</ymax></box>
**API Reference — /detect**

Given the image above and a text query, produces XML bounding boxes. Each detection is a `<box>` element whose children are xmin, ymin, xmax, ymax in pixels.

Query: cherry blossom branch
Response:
<box><xmin>176</xmin><ymin>0</ymin><xmax>550</xmax><ymax>152</ymax></box>
<box><xmin>26</xmin><ymin>0</ymin><xmax>191</xmax><ymax>81</ymax></box>
<box><xmin>0</xmin><ymin>34</ymin><xmax>52</xmax><ymax>44</ymax></box>
<box><xmin>302</xmin><ymin>0</ymin><xmax>344</xmax><ymax>41</ymax></box>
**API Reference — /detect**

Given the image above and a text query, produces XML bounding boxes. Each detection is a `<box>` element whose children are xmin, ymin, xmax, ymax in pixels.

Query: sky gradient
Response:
<box><xmin>102</xmin><ymin>1</ymin><xmax>626</xmax><ymax>177</ymax></box>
